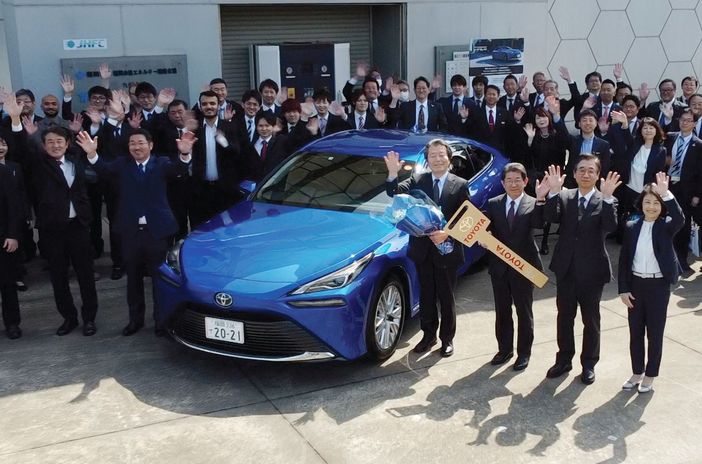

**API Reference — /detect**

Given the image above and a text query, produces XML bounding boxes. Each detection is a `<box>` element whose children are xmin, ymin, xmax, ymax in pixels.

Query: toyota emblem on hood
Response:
<box><xmin>214</xmin><ymin>292</ymin><xmax>233</xmax><ymax>308</ymax></box>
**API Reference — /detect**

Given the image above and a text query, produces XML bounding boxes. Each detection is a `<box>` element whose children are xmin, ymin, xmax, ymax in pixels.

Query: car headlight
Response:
<box><xmin>290</xmin><ymin>252</ymin><xmax>374</xmax><ymax>295</ymax></box>
<box><xmin>166</xmin><ymin>239</ymin><xmax>184</xmax><ymax>275</ymax></box>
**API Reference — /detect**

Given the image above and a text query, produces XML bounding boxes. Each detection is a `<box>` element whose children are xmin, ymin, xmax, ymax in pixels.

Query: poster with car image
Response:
<box><xmin>468</xmin><ymin>38</ymin><xmax>524</xmax><ymax>88</ymax></box>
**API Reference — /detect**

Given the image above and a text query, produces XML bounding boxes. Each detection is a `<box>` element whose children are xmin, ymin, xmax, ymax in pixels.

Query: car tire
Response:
<box><xmin>365</xmin><ymin>275</ymin><xmax>406</xmax><ymax>361</ymax></box>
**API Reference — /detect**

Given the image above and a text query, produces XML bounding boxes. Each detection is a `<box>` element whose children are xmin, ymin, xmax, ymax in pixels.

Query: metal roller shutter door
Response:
<box><xmin>220</xmin><ymin>4</ymin><xmax>371</xmax><ymax>101</ymax></box>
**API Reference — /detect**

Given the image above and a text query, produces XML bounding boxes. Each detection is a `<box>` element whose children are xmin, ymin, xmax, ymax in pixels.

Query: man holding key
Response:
<box><xmin>483</xmin><ymin>163</ymin><xmax>544</xmax><ymax>371</ymax></box>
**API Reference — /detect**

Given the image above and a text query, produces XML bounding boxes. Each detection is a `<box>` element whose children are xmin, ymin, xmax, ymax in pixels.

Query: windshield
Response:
<box><xmin>254</xmin><ymin>152</ymin><xmax>416</xmax><ymax>213</ymax></box>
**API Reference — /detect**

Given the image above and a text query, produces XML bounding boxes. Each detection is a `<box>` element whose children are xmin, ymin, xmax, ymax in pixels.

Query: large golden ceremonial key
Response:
<box><xmin>444</xmin><ymin>200</ymin><xmax>549</xmax><ymax>288</ymax></box>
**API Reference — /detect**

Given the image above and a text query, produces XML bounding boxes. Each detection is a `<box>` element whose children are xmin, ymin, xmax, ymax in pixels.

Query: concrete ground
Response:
<box><xmin>1</xmin><ymin>235</ymin><xmax>701</xmax><ymax>464</ymax></box>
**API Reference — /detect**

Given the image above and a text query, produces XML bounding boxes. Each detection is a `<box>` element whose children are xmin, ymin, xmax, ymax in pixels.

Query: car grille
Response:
<box><xmin>170</xmin><ymin>304</ymin><xmax>332</xmax><ymax>357</ymax></box>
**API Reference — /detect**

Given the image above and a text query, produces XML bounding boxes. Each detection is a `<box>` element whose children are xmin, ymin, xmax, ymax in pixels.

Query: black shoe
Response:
<box><xmin>15</xmin><ymin>280</ymin><xmax>28</xmax><ymax>292</ymax></box>
<box><xmin>513</xmin><ymin>356</ymin><xmax>530</xmax><ymax>371</ymax></box>
<box><xmin>6</xmin><ymin>325</ymin><xmax>22</xmax><ymax>339</ymax></box>
<box><xmin>122</xmin><ymin>322</ymin><xmax>143</xmax><ymax>336</ymax></box>
<box><xmin>56</xmin><ymin>319</ymin><xmax>78</xmax><ymax>336</ymax></box>
<box><xmin>83</xmin><ymin>321</ymin><xmax>97</xmax><ymax>336</ymax></box>
<box><xmin>490</xmin><ymin>351</ymin><xmax>514</xmax><ymax>365</ymax></box>
<box><xmin>440</xmin><ymin>342</ymin><xmax>454</xmax><ymax>357</ymax></box>
<box><xmin>413</xmin><ymin>336</ymin><xmax>437</xmax><ymax>354</ymax></box>
<box><xmin>539</xmin><ymin>244</ymin><xmax>549</xmax><ymax>255</ymax></box>
<box><xmin>110</xmin><ymin>267</ymin><xmax>124</xmax><ymax>280</ymax></box>
<box><xmin>546</xmin><ymin>362</ymin><xmax>572</xmax><ymax>378</ymax></box>
<box><xmin>581</xmin><ymin>368</ymin><xmax>596</xmax><ymax>385</ymax></box>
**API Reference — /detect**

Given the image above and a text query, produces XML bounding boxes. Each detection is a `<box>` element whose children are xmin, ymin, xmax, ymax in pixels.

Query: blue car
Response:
<box><xmin>492</xmin><ymin>46</ymin><xmax>522</xmax><ymax>62</ymax></box>
<box><xmin>154</xmin><ymin>130</ymin><xmax>507</xmax><ymax>362</ymax></box>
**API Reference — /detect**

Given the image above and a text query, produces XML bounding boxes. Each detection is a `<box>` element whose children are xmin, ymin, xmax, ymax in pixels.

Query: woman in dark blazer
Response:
<box><xmin>618</xmin><ymin>172</ymin><xmax>684</xmax><ymax>393</ymax></box>
<box><xmin>520</xmin><ymin>107</ymin><xmax>569</xmax><ymax>254</ymax></box>
<box><xmin>610</xmin><ymin>113</ymin><xmax>667</xmax><ymax>239</ymax></box>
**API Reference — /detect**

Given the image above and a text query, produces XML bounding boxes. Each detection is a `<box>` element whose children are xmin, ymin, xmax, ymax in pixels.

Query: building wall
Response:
<box><xmin>1</xmin><ymin>0</ymin><xmax>702</xmax><ymax>104</ymax></box>
<box><xmin>0</xmin><ymin>6</ymin><xmax>11</xmax><ymax>89</ymax></box>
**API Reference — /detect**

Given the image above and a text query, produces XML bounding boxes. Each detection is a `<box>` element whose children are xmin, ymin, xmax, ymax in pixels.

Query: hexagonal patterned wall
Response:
<box><xmin>547</xmin><ymin>0</ymin><xmax>702</xmax><ymax>100</ymax></box>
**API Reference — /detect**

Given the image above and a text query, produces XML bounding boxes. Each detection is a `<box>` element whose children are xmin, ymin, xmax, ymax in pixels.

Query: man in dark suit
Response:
<box><xmin>592</xmin><ymin>79</ymin><xmax>622</xmax><ymax>139</ymax></box>
<box><xmin>664</xmin><ymin>109</ymin><xmax>702</xmax><ymax>271</ymax></box>
<box><xmin>5</xmin><ymin>97</ymin><xmax>98</xmax><ymax>336</ymax></box>
<box><xmin>234</xmin><ymin>90</ymin><xmax>263</xmax><ymax>149</ymax></box>
<box><xmin>348</xmin><ymin>89</ymin><xmax>385</xmax><ymax>129</ymax></box>
<box><xmin>646</xmin><ymin>79</ymin><xmax>686</xmax><ymax>126</ymax></box>
<box><xmin>564</xmin><ymin>109</ymin><xmax>612</xmax><ymax>186</ymax></box>
<box><xmin>391</xmin><ymin>76</ymin><xmax>448</xmax><ymax>133</ymax></box>
<box><xmin>438</xmin><ymin>74</ymin><xmax>476</xmax><ymax>135</ymax></box>
<box><xmin>258</xmin><ymin>79</ymin><xmax>283</xmax><ymax>116</ymax></box>
<box><xmin>280</xmin><ymin>99</ymin><xmax>313</xmax><ymax>153</ymax></box>
<box><xmin>483</xmin><ymin>163</ymin><xmax>544</xmax><ymax>371</ymax></box>
<box><xmin>528</xmin><ymin>72</ymin><xmax>547</xmax><ymax>109</ymax></box>
<box><xmin>572</xmin><ymin>71</ymin><xmax>603</xmax><ymax>129</ymax></box>
<box><xmin>77</xmin><ymin>128</ymin><xmax>192</xmax><ymax>336</ymax></box>
<box><xmin>0</xmin><ymin>162</ymin><xmax>22</xmax><ymax>339</ymax></box>
<box><xmin>470</xmin><ymin>75</ymin><xmax>489</xmax><ymax>107</ymax></box>
<box><xmin>497</xmin><ymin>74</ymin><xmax>526</xmax><ymax>114</ymax></box>
<box><xmin>462</xmin><ymin>85</ymin><xmax>519</xmax><ymax>157</ymax></box>
<box><xmin>244</xmin><ymin>112</ymin><xmax>293</xmax><ymax>181</ymax></box>
<box><xmin>384</xmin><ymin>139</ymin><xmax>469</xmax><ymax>357</ymax></box>
<box><xmin>189</xmin><ymin>90</ymin><xmax>244</xmax><ymax>228</ymax></box>
<box><xmin>311</xmin><ymin>88</ymin><xmax>350</xmax><ymax>138</ymax></box>
<box><xmin>539</xmin><ymin>157</ymin><xmax>620</xmax><ymax>384</ymax></box>
<box><xmin>192</xmin><ymin>78</ymin><xmax>244</xmax><ymax>122</ymax></box>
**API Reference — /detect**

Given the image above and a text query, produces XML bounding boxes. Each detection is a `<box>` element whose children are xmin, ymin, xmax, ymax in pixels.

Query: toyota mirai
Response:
<box><xmin>154</xmin><ymin>129</ymin><xmax>507</xmax><ymax>362</ymax></box>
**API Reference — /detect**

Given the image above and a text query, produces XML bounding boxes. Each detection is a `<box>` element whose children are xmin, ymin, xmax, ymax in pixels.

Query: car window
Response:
<box><xmin>416</xmin><ymin>143</ymin><xmax>493</xmax><ymax>182</ymax></box>
<box><xmin>255</xmin><ymin>152</ymin><xmax>416</xmax><ymax>213</ymax></box>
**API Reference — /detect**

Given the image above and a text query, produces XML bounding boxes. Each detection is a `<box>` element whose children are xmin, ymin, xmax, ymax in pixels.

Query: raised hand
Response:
<box><xmin>384</xmin><ymin>150</ymin><xmax>404</xmax><ymax>179</ymax></box>
<box><xmin>639</xmin><ymin>82</ymin><xmax>650</xmax><ymax>101</ymax></box>
<box><xmin>545</xmin><ymin>164</ymin><xmax>566</xmax><ymax>194</ymax></box>
<box><xmin>273</xmin><ymin>118</ymin><xmax>283</xmax><ymax>134</ymax></box>
<box><xmin>519</xmin><ymin>86</ymin><xmax>529</xmax><ymax>103</ymax></box>
<box><xmin>176</xmin><ymin>130</ymin><xmax>197</xmax><ymax>154</ymax></box>
<box><xmin>523</xmin><ymin>122</ymin><xmax>536</xmax><ymax>139</ymax></box>
<box><xmin>459</xmin><ymin>105</ymin><xmax>470</xmax><ymax>120</ymax></box>
<box><xmin>99</xmin><ymin>63</ymin><xmax>112</xmax><ymax>81</ymax></box>
<box><xmin>0</xmin><ymin>86</ymin><xmax>10</xmax><ymax>105</ymax></box>
<box><xmin>223</xmin><ymin>103</ymin><xmax>235</xmax><ymax>121</ymax></box>
<box><xmin>385</xmin><ymin>76</ymin><xmax>394</xmax><ymax>91</ymax></box>
<box><xmin>157</xmin><ymin>88</ymin><xmax>176</xmax><ymax>108</ymax></box>
<box><xmin>127</xmin><ymin>112</ymin><xmax>143</xmax><ymax>129</ymax></box>
<box><xmin>277</xmin><ymin>87</ymin><xmax>288</xmax><ymax>105</ymax></box>
<box><xmin>610</xmin><ymin>110</ymin><xmax>627</xmax><ymax>126</ymax></box>
<box><xmin>534</xmin><ymin>173</ymin><xmax>551</xmax><ymax>200</ymax></box>
<box><xmin>518</xmin><ymin>75</ymin><xmax>528</xmax><ymax>90</ymax></box>
<box><xmin>375</xmin><ymin>106</ymin><xmax>387</xmax><ymax>123</ymax></box>
<box><xmin>85</xmin><ymin>107</ymin><xmax>102</xmax><ymax>125</ymax></box>
<box><xmin>598</xmin><ymin>116</ymin><xmax>610</xmax><ymax>134</ymax></box>
<box><xmin>546</xmin><ymin>95</ymin><xmax>560</xmax><ymax>115</ymax></box>
<box><xmin>329</xmin><ymin>101</ymin><xmax>347</xmax><ymax>119</ymax></box>
<box><xmin>183</xmin><ymin>110</ymin><xmax>199</xmax><ymax>132</ymax></box>
<box><xmin>651</xmin><ymin>171</ymin><xmax>670</xmax><ymax>197</ymax></box>
<box><xmin>305</xmin><ymin>116</ymin><xmax>319</xmax><ymax>135</ymax></box>
<box><xmin>75</xmin><ymin>131</ymin><xmax>98</xmax><ymax>157</ymax></box>
<box><xmin>600</xmin><ymin>171</ymin><xmax>622</xmax><ymax>198</ymax></box>
<box><xmin>301</xmin><ymin>102</ymin><xmax>315</xmax><ymax>120</ymax></box>
<box><xmin>107</xmin><ymin>91</ymin><xmax>126</xmax><ymax>120</ymax></box>
<box><xmin>660</xmin><ymin>102</ymin><xmax>674</xmax><ymax>121</ymax></box>
<box><xmin>558</xmin><ymin>66</ymin><xmax>571</xmax><ymax>82</ymax></box>
<box><xmin>390</xmin><ymin>84</ymin><xmax>401</xmax><ymax>101</ymax></box>
<box><xmin>60</xmin><ymin>75</ymin><xmax>75</xmax><ymax>95</ymax></box>
<box><xmin>3</xmin><ymin>94</ymin><xmax>21</xmax><ymax>119</ymax></box>
<box><xmin>514</xmin><ymin>106</ymin><xmax>526</xmax><ymax>123</ymax></box>
<box><xmin>431</xmin><ymin>74</ymin><xmax>442</xmax><ymax>91</ymax></box>
<box><xmin>613</xmin><ymin>63</ymin><xmax>623</xmax><ymax>80</ymax></box>
<box><xmin>583</xmin><ymin>95</ymin><xmax>597</xmax><ymax>110</ymax></box>
<box><xmin>355</xmin><ymin>62</ymin><xmax>368</xmax><ymax>79</ymax></box>
<box><xmin>22</xmin><ymin>116</ymin><xmax>38</xmax><ymax>136</ymax></box>
<box><xmin>117</xmin><ymin>89</ymin><xmax>131</xmax><ymax>110</ymax></box>
<box><xmin>68</xmin><ymin>114</ymin><xmax>84</xmax><ymax>133</ymax></box>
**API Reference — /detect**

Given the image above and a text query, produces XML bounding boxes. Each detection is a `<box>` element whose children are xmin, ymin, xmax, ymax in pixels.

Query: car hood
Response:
<box><xmin>182</xmin><ymin>201</ymin><xmax>396</xmax><ymax>285</ymax></box>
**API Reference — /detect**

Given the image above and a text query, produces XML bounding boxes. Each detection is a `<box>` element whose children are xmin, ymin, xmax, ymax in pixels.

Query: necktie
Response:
<box><xmin>114</xmin><ymin>127</ymin><xmax>121</xmax><ymax>139</ymax></box>
<box><xmin>369</xmin><ymin>101</ymin><xmax>375</xmax><ymax>113</ymax></box>
<box><xmin>288</xmin><ymin>124</ymin><xmax>295</xmax><ymax>134</ymax></box>
<box><xmin>453</xmin><ymin>98</ymin><xmax>459</xmax><ymax>115</ymax></box>
<box><xmin>260</xmin><ymin>140</ymin><xmax>268</xmax><ymax>161</ymax></box>
<box><xmin>507</xmin><ymin>200</ymin><xmax>516</xmax><ymax>229</ymax></box>
<box><xmin>670</xmin><ymin>137</ymin><xmax>687</xmax><ymax>177</ymax></box>
<box><xmin>418</xmin><ymin>105</ymin><xmax>426</xmax><ymax>132</ymax></box>
<box><xmin>319</xmin><ymin>117</ymin><xmax>327</xmax><ymax>135</ymax></box>
<box><xmin>578</xmin><ymin>196</ymin><xmax>586</xmax><ymax>221</ymax></box>
<box><xmin>508</xmin><ymin>98</ymin><xmax>514</xmax><ymax>112</ymax></box>
<box><xmin>433</xmin><ymin>178</ymin><xmax>441</xmax><ymax>204</ymax></box>
<box><xmin>358</xmin><ymin>115</ymin><xmax>364</xmax><ymax>129</ymax></box>
<box><xmin>138</xmin><ymin>163</ymin><xmax>145</xmax><ymax>175</ymax></box>
<box><xmin>177</xmin><ymin>128</ymin><xmax>183</xmax><ymax>138</ymax></box>
<box><xmin>489</xmin><ymin>109</ymin><xmax>495</xmax><ymax>131</ymax></box>
<box><xmin>247</xmin><ymin>119</ymin><xmax>254</xmax><ymax>141</ymax></box>
<box><xmin>146</xmin><ymin>112</ymin><xmax>152</xmax><ymax>121</ymax></box>
<box><xmin>602</xmin><ymin>105</ymin><xmax>610</xmax><ymax>121</ymax></box>
<box><xmin>219</xmin><ymin>107</ymin><xmax>225</xmax><ymax>120</ymax></box>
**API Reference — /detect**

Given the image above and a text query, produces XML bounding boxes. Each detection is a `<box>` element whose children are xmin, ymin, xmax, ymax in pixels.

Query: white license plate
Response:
<box><xmin>204</xmin><ymin>317</ymin><xmax>244</xmax><ymax>344</ymax></box>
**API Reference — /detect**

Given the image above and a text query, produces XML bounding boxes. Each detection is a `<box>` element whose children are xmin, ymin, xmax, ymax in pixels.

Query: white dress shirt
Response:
<box><xmin>505</xmin><ymin>192</ymin><xmax>524</xmax><ymax>217</ymax></box>
<box><xmin>204</xmin><ymin>119</ymin><xmax>219</xmax><ymax>181</ymax></box>
<box><xmin>627</xmin><ymin>145</ymin><xmax>651</xmax><ymax>193</ymax></box>
<box><xmin>57</xmin><ymin>156</ymin><xmax>76</xmax><ymax>219</ymax></box>
<box><xmin>632</xmin><ymin>221</ymin><xmax>662</xmax><ymax>275</ymax></box>
<box><xmin>414</xmin><ymin>100</ymin><xmax>428</xmax><ymax>132</ymax></box>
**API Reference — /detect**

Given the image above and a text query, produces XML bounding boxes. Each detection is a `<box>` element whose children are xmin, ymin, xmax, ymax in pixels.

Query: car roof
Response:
<box><xmin>301</xmin><ymin>129</ymin><xmax>496</xmax><ymax>160</ymax></box>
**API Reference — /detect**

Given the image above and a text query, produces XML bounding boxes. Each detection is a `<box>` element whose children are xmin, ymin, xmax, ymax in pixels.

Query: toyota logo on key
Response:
<box><xmin>214</xmin><ymin>292</ymin><xmax>233</xmax><ymax>308</ymax></box>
